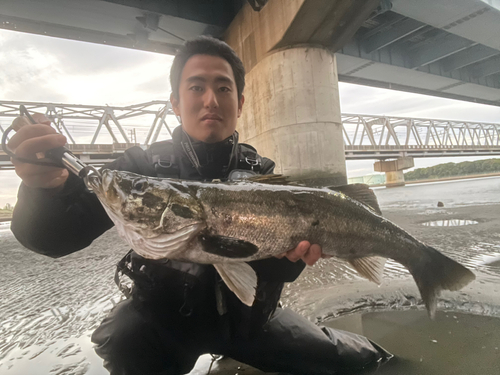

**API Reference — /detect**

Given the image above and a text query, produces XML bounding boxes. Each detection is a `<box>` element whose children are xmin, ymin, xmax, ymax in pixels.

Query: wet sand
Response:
<box><xmin>1</xmin><ymin>199</ymin><xmax>499</xmax><ymax>374</ymax></box>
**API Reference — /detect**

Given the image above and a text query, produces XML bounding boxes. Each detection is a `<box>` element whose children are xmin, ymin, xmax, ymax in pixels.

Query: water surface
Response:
<box><xmin>325</xmin><ymin>310</ymin><xmax>500</xmax><ymax>374</ymax></box>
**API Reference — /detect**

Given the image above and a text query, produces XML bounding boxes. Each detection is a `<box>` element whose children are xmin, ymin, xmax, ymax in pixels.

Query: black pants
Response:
<box><xmin>91</xmin><ymin>298</ymin><xmax>391</xmax><ymax>375</ymax></box>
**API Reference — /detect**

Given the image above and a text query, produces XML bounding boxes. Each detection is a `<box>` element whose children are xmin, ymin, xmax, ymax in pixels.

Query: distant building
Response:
<box><xmin>348</xmin><ymin>174</ymin><xmax>386</xmax><ymax>186</ymax></box>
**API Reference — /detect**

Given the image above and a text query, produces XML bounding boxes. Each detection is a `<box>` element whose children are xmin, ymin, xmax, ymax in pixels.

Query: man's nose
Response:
<box><xmin>203</xmin><ymin>89</ymin><xmax>219</xmax><ymax>108</ymax></box>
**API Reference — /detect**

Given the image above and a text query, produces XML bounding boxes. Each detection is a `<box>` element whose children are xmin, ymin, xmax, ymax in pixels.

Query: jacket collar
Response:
<box><xmin>171</xmin><ymin>125</ymin><xmax>239</xmax><ymax>179</ymax></box>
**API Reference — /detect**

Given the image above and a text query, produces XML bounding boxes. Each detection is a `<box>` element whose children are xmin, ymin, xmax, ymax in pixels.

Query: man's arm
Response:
<box><xmin>12</xmin><ymin>174</ymin><xmax>113</xmax><ymax>257</ymax></box>
<box><xmin>9</xmin><ymin>114</ymin><xmax>152</xmax><ymax>257</ymax></box>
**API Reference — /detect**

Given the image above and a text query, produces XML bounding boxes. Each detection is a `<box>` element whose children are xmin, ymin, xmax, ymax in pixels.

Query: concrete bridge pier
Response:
<box><xmin>239</xmin><ymin>46</ymin><xmax>346</xmax><ymax>186</ymax></box>
<box><xmin>374</xmin><ymin>157</ymin><xmax>414</xmax><ymax>187</ymax></box>
<box><xmin>224</xmin><ymin>0</ymin><xmax>381</xmax><ymax>186</ymax></box>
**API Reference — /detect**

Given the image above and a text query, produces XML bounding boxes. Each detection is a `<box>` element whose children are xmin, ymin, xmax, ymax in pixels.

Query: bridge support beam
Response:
<box><xmin>374</xmin><ymin>157</ymin><xmax>414</xmax><ymax>187</ymax></box>
<box><xmin>224</xmin><ymin>0</ymin><xmax>380</xmax><ymax>186</ymax></box>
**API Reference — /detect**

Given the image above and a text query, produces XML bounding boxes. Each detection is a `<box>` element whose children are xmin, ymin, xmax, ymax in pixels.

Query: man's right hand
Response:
<box><xmin>8</xmin><ymin>113</ymin><xmax>69</xmax><ymax>190</ymax></box>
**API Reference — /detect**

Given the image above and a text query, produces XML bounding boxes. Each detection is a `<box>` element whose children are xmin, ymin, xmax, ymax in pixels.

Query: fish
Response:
<box><xmin>87</xmin><ymin>169</ymin><xmax>475</xmax><ymax>317</ymax></box>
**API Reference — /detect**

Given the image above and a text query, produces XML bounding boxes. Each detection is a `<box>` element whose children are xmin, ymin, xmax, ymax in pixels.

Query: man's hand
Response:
<box><xmin>8</xmin><ymin>113</ymin><xmax>69</xmax><ymax>190</ymax></box>
<box><xmin>276</xmin><ymin>241</ymin><xmax>327</xmax><ymax>266</ymax></box>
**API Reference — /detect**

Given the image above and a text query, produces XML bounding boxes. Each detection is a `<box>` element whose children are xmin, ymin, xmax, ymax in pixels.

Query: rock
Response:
<box><xmin>437</xmin><ymin>201</ymin><xmax>444</xmax><ymax>207</ymax></box>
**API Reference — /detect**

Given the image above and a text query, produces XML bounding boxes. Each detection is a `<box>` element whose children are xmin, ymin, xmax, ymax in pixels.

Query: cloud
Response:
<box><xmin>0</xmin><ymin>29</ymin><xmax>174</xmax><ymax>106</ymax></box>
<box><xmin>134</xmin><ymin>74</ymin><xmax>172</xmax><ymax>97</ymax></box>
<box><xmin>339</xmin><ymin>82</ymin><xmax>500</xmax><ymax>123</ymax></box>
<box><xmin>0</xmin><ymin>171</ymin><xmax>21</xmax><ymax>207</ymax></box>
<box><xmin>0</xmin><ymin>32</ymin><xmax>67</xmax><ymax>101</ymax></box>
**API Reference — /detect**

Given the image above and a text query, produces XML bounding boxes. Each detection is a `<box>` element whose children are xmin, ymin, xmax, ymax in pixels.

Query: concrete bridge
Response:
<box><xmin>2</xmin><ymin>0</ymin><xmax>499</xmax><ymax>186</ymax></box>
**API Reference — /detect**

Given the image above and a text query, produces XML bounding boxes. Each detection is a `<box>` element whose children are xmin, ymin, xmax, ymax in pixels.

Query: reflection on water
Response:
<box><xmin>0</xmin><ymin>221</ymin><xmax>11</xmax><ymax>232</ymax></box>
<box><xmin>374</xmin><ymin>176</ymin><xmax>500</xmax><ymax>209</ymax></box>
<box><xmin>324</xmin><ymin>310</ymin><xmax>500</xmax><ymax>375</ymax></box>
<box><xmin>422</xmin><ymin>219</ymin><xmax>478</xmax><ymax>226</ymax></box>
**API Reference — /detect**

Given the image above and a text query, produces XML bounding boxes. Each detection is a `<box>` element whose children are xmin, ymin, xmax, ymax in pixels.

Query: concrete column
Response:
<box><xmin>238</xmin><ymin>46</ymin><xmax>347</xmax><ymax>186</ymax></box>
<box><xmin>374</xmin><ymin>157</ymin><xmax>414</xmax><ymax>187</ymax></box>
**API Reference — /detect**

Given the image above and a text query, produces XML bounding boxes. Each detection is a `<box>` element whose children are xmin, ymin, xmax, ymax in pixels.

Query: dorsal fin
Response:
<box><xmin>328</xmin><ymin>184</ymin><xmax>383</xmax><ymax>215</ymax></box>
<box><xmin>246</xmin><ymin>174</ymin><xmax>292</xmax><ymax>185</ymax></box>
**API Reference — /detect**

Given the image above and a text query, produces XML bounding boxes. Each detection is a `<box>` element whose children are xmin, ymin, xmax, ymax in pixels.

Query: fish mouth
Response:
<box><xmin>86</xmin><ymin>169</ymin><xmax>113</xmax><ymax>194</ymax></box>
<box><xmin>89</xmin><ymin>170</ymin><xmax>126</xmax><ymax>212</ymax></box>
<box><xmin>100</xmin><ymin>170</ymin><xmax>114</xmax><ymax>192</ymax></box>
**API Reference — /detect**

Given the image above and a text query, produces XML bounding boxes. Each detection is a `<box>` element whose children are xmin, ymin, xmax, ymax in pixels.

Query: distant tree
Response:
<box><xmin>3</xmin><ymin>203</ymin><xmax>12</xmax><ymax>211</ymax></box>
<box><xmin>405</xmin><ymin>158</ymin><xmax>500</xmax><ymax>181</ymax></box>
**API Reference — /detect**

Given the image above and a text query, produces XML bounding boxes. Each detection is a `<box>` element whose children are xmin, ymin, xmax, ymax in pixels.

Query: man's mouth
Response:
<box><xmin>201</xmin><ymin>114</ymin><xmax>223</xmax><ymax>121</ymax></box>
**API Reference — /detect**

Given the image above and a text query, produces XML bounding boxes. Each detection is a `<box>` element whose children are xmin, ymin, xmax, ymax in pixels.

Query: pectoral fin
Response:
<box><xmin>349</xmin><ymin>256</ymin><xmax>386</xmax><ymax>285</ymax></box>
<box><xmin>214</xmin><ymin>263</ymin><xmax>257</xmax><ymax>306</ymax></box>
<box><xmin>200</xmin><ymin>234</ymin><xmax>259</xmax><ymax>259</ymax></box>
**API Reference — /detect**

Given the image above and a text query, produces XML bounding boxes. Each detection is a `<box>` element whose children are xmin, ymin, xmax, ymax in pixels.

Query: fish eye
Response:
<box><xmin>133</xmin><ymin>180</ymin><xmax>148</xmax><ymax>191</ymax></box>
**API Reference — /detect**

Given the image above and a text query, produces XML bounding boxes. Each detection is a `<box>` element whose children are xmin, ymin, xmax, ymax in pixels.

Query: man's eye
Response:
<box><xmin>219</xmin><ymin>87</ymin><xmax>231</xmax><ymax>92</ymax></box>
<box><xmin>190</xmin><ymin>86</ymin><xmax>203</xmax><ymax>92</ymax></box>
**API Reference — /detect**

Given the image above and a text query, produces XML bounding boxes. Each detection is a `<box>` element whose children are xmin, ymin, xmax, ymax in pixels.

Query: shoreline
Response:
<box><xmin>371</xmin><ymin>172</ymin><xmax>500</xmax><ymax>187</ymax></box>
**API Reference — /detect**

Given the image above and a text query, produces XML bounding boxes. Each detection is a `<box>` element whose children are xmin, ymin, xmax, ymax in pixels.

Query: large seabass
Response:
<box><xmin>88</xmin><ymin>170</ymin><xmax>475</xmax><ymax>317</ymax></box>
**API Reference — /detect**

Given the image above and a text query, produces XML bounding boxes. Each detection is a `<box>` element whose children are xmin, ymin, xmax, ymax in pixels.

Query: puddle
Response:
<box><xmin>324</xmin><ymin>310</ymin><xmax>500</xmax><ymax>374</ymax></box>
<box><xmin>421</xmin><ymin>219</ymin><xmax>478</xmax><ymax>227</ymax></box>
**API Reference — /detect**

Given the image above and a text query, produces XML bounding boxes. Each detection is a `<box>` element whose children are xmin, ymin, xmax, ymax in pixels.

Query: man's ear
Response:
<box><xmin>170</xmin><ymin>93</ymin><xmax>180</xmax><ymax>117</ymax></box>
<box><xmin>237</xmin><ymin>94</ymin><xmax>245</xmax><ymax>118</ymax></box>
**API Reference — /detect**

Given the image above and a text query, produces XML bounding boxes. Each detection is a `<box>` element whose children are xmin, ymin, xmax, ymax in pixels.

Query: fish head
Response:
<box><xmin>91</xmin><ymin>169</ymin><xmax>205</xmax><ymax>237</ymax></box>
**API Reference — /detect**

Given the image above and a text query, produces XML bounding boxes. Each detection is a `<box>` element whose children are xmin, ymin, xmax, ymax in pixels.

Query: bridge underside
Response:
<box><xmin>0</xmin><ymin>0</ymin><xmax>246</xmax><ymax>54</ymax></box>
<box><xmin>337</xmin><ymin>0</ymin><xmax>500</xmax><ymax>107</ymax></box>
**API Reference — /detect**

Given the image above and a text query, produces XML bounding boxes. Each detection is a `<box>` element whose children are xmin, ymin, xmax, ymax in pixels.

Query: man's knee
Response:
<box><xmin>92</xmin><ymin>300</ymin><xmax>145</xmax><ymax>353</ymax></box>
<box><xmin>91</xmin><ymin>300</ymin><xmax>199</xmax><ymax>374</ymax></box>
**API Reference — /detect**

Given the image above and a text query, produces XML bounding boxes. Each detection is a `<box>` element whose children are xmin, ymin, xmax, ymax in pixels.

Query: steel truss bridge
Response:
<box><xmin>1</xmin><ymin>100</ymin><xmax>500</xmax><ymax>170</ymax></box>
<box><xmin>342</xmin><ymin>114</ymin><xmax>500</xmax><ymax>160</ymax></box>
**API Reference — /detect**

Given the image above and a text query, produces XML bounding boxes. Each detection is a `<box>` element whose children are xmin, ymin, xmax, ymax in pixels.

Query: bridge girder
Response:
<box><xmin>338</xmin><ymin>4</ymin><xmax>500</xmax><ymax>106</ymax></box>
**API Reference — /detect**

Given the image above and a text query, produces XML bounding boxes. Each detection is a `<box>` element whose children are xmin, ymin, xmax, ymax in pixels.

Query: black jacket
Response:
<box><xmin>11</xmin><ymin>126</ymin><xmax>306</xmax><ymax>335</ymax></box>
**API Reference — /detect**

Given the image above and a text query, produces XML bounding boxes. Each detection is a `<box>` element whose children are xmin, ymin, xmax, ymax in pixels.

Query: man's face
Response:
<box><xmin>171</xmin><ymin>54</ymin><xmax>244</xmax><ymax>143</ymax></box>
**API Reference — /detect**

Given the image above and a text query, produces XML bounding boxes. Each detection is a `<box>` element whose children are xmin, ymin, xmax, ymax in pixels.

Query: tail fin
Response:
<box><xmin>409</xmin><ymin>246</ymin><xmax>475</xmax><ymax>318</ymax></box>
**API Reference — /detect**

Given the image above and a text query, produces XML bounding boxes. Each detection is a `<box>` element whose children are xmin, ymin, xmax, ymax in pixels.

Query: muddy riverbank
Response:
<box><xmin>1</xmin><ymin>178</ymin><xmax>499</xmax><ymax>374</ymax></box>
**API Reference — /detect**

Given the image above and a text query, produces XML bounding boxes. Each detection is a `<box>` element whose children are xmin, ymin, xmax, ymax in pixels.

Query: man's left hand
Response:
<box><xmin>276</xmin><ymin>241</ymin><xmax>326</xmax><ymax>266</ymax></box>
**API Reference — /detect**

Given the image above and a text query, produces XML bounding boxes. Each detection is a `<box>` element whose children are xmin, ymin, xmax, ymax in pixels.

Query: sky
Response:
<box><xmin>1</xmin><ymin>28</ymin><xmax>500</xmax><ymax>207</ymax></box>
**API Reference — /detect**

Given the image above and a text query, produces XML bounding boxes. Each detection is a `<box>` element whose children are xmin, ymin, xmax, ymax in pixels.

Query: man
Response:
<box><xmin>9</xmin><ymin>36</ymin><xmax>390</xmax><ymax>374</ymax></box>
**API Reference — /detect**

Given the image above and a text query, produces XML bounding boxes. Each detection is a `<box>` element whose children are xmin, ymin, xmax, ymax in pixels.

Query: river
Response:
<box><xmin>0</xmin><ymin>177</ymin><xmax>499</xmax><ymax>374</ymax></box>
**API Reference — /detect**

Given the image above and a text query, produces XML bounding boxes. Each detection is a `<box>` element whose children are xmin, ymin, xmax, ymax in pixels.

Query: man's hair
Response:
<box><xmin>170</xmin><ymin>36</ymin><xmax>245</xmax><ymax>100</ymax></box>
